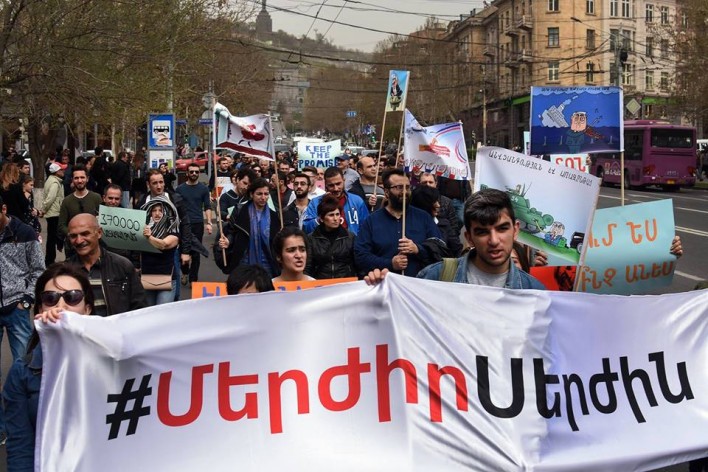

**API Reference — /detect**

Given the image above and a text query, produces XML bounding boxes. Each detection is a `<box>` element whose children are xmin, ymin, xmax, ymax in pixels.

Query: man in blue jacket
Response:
<box><xmin>303</xmin><ymin>167</ymin><xmax>369</xmax><ymax>235</ymax></box>
<box><xmin>355</xmin><ymin>169</ymin><xmax>442</xmax><ymax>277</ymax></box>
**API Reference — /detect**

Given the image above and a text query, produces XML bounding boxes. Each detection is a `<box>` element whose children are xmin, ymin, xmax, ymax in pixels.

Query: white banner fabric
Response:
<box><xmin>36</xmin><ymin>276</ymin><xmax>708</xmax><ymax>471</ymax></box>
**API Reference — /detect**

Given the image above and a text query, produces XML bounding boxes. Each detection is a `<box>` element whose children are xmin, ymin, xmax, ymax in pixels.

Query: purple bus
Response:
<box><xmin>589</xmin><ymin>120</ymin><xmax>697</xmax><ymax>191</ymax></box>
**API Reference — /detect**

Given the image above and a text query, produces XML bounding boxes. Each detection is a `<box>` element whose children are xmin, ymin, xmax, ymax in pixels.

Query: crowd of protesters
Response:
<box><xmin>0</xmin><ymin>144</ymin><xmax>699</xmax><ymax>472</ymax></box>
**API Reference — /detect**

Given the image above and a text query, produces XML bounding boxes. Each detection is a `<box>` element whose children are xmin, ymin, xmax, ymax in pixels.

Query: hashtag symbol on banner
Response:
<box><xmin>105</xmin><ymin>374</ymin><xmax>152</xmax><ymax>440</ymax></box>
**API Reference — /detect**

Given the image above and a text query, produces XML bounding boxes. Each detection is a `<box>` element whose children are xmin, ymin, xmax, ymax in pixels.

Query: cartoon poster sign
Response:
<box><xmin>214</xmin><ymin>103</ymin><xmax>273</xmax><ymax>160</ymax></box>
<box><xmin>530</xmin><ymin>86</ymin><xmax>623</xmax><ymax>155</ymax></box>
<box><xmin>524</xmin><ymin>131</ymin><xmax>590</xmax><ymax>172</ymax></box>
<box><xmin>148</xmin><ymin>113</ymin><xmax>175</xmax><ymax>149</ymax></box>
<box><xmin>385</xmin><ymin>70</ymin><xmax>410</xmax><ymax>113</ymax></box>
<box><xmin>403</xmin><ymin>109</ymin><xmax>470</xmax><ymax>180</ymax></box>
<box><xmin>579</xmin><ymin>200</ymin><xmax>677</xmax><ymax>295</ymax></box>
<box><xmin>474</xmin><ymin>146</ymin><xmax>601</xmax><ymax>265</ymax></box>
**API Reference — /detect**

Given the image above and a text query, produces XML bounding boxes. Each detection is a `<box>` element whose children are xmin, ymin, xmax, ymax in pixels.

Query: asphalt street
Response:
<box><xmin>0</xmin><ymin>181</ymin><xmax>703</xmax><ymax>471</ymax></box>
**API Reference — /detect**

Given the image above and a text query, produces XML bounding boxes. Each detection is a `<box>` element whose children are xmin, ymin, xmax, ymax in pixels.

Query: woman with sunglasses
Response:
<box><xmin>3</xmin><ymin>263</ymin><xmax>94</xmax><ymax>471</ymax></box>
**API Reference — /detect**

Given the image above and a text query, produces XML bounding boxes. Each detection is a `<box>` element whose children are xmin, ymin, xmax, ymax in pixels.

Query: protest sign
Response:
<box><xmin>36</xmin><ymin>275</ymin><xmax>708</xmax><ymax>471</ymax></box>
<box><xmin>579</xmin><ymin>199</ymin><xmax>677</xmax><ymax>294</ymax></box>
<box><xmin>214</xmin><ymin>176</ymin><xmax>233</xmax><ymax>197</ymax></box>
<box><xmin>403</xmin><ymin>109</ymin><xmax>471</xmax><ymax>180</ymax></box>
<box><xmin>98</xmin><ymin>206</ymin><xmax>159</xmax><ymax>253</ymax></box>
<box><xmin>474</xmin><ymin>146</ymin><xmax>600</xmax><ymax>265</ymax></box>
<box><xmin>530</xmin><ymin>266</ymin><xmax>577</xmax><ymax>291</ymax></box>
<box><xmin>296</xmin><ymin>139</ymin><xmax>341</xmax><ymax>170</ymax></box>
<box><xmin>191</xmin><ymin>278</ymin><xmax>357</xmax><ymax>298</ymax></box>
<box><xmin>385</xmin><ymin>70</ymin><xmax>410</xmax><ymax>112</ymax></box>
<box><xmin>530</xmin><ymin>86</ymin><xmax>623</xmax><ymax>155</ymax></box>
<box><xmin>214</xmin><ymin>103</ymin><xmax>273</xmax><ymax>159</ymax></box>
<box><xmin>552</xmin><ymin>154</ymin><xmax>591</xmax><ymax>173</ymax></box>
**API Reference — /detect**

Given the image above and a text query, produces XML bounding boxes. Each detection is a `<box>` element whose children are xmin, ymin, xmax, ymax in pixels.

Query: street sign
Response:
<box><xmin>346</xmin><ymin>110</ymin><xmax>357</xmax><ymax>118</ymax></box>
<box><xmin>176</xmin><ymin>119</ymin><xmax>187</xmax><ymax>125</ymax></box>
<box><xmin>626</xmin><ymin>98</ymin><xmax>641</xmax><ymax>116</ymax></box>
<box><xmin>198</xmin><ymin>118</ymin><xmax>213</xmax><ymax>125</ymax></box>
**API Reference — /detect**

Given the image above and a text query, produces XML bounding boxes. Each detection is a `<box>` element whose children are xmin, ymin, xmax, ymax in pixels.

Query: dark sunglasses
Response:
<box><xmin>188</xmin><ymin>170</ymin><xmax>200</xmax><ymax>174</ymax></box>
<box><xmin>40</xmin><ymin>290</ymin><xmax>85</xmax><ymax>307</ymax></box>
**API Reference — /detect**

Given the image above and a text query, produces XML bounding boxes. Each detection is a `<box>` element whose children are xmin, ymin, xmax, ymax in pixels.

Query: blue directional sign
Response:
<box><xmin>346</xmin><ymin>110</ymin><xmax>357</xmax><ymax>118</ymax></box>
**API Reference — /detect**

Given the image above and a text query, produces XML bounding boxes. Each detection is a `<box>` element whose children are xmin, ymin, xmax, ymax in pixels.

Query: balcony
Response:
<box><xmin>504</xmin><ymin>20</ymin><xmax>519</xmax><ymax>36</ymax></box>
<box><xmin>516</xmin><ymin>15</ymin><xmax>533</xmax><ymax>30</ymax></box>
<box><xmin>504</xmin><ymin>52</ymin><xmax>520</xmax><ymax>68</ymax></box>
<box><xmin>519</xmin><ymin>49</ymin><xmax>533</xmax><ymax>62</ymax></box>
<box><xmin>483</xmin><ymin>45</ymin><xmax>496</xmax><ymax>57</ymax></box>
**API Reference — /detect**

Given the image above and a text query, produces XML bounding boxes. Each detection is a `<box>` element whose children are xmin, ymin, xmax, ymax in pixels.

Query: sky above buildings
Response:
<box><xmin>266</xmin><ymin>0</ymin><xmax>484</xmax><ymax>52</ymax></box>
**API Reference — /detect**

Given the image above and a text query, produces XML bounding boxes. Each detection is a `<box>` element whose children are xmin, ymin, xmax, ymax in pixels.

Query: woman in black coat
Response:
<box><xmin>306</xmin><ymin>195</ymin><xmax>356</xmax><ymax>279</ymax></box>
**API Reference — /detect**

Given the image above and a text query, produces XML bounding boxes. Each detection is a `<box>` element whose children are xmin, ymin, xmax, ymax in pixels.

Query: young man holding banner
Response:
<box><xmin>366</xmin><ymin>188</ymin><xmax>544</xmax><ymax>289</ymax></box>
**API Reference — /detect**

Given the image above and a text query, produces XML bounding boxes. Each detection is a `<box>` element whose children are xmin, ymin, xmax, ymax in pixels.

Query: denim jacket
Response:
<box><xmin>3</xmin><ymin>343</ymin><xmax>42</xmax><ymax>472</ymax></box>
<box><xmin>417</xmin><ymin>250</ymin><xmax>546</xmax><ymax>290</ymax></box>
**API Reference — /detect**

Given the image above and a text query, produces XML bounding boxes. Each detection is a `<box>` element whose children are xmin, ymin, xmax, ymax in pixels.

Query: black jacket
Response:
<box><xmin>69</xmin><ymin>248</ymin><xmax>147</xmax><ymax>316</ymax></box>
<box><xmin>306</xmin><ymin>225</ymin><xmax>356</xmax><ymax>279</ymax></box>
<box><xmin>111</xmin><ymin>159</ymin><xmax>131</xmax><ymax>191</ymax></box>
<box><xmin>214</xmin><ymin>203</ymin><xmax>281</xmax><ymax>275</ymax></box>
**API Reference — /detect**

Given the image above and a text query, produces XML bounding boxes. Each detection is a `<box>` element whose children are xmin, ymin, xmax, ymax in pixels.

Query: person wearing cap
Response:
<box><xmin>336</xmin><ymin>154</ymin><xmax>359</xmax><ymax>191</ymax></box>
<box><xmin>42</xmin><ymin>162</ymin><xmax>66</xmax><ymax>265</ymax></box>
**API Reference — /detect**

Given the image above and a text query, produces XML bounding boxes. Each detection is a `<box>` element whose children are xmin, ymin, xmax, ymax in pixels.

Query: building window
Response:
<box><xmin>587</xmin><ymin>0</ymin><xmax>595</xmax><ymax>14</ymax></box>
<box><xmin>586</xmin><ymin>29</ymin><xmax>596</xmax><ymax>49</ymax></box>
<box><xmin>660</xmin><ymin>72</ymin><xmax>669</xmax><ymax>89</ymax></box>
<box><xmin>586</xmin><ymin>62</ymin><xmax>595</xmax><ymax>82</ymax></box>
<box><xmin>681</xmin><ymin>12</ymin><xmax>688</xmax><ymax>27</ymax></box>
<box><xmin>610</xmin><ymin>62</ymin><xmax>618</xmax><ymax>85</ymax></box>
<box><xmin>646</xmin><ymin>37</ymin><xmax>653</xmax><ymax>57</ymax></box>
<box><xmin>622</xmin><ymin>63</ymin><xmax>635</xmax><ymax>85</ymax></box>
<box><xmin>645</xmin><ymin>4</ymin><xmax>653</xmax><ymax>22</ymax></box>
<box><xmin>548</xmin><ymin>27</ymin><xmax>560</xmax><ymax>47</ymax></box>
<box><xmin>645</xmin><ymin>70</ymin><xmax>654</xmax><ymax>90</ymax></box>
<box><xmin>548</xmin><ymin>0</ymin><xmax>559</xmax><ymax>11</ymax></box>
<box><xmin>621</xmin><ymin>29</ymin><xmax>633</xmax><ymax>51</ymax></box>
<box><xmin>610</xmin><ymin>0</ymin><xmax>618</xmax><ymax>17</ymax></box>
<box><xmin>548</xmin><ymin>61</ymin><xmax>560</xmax><ymax>81</ymax></box>
<box><xmin>660</xmin><ymin>6</ymin><xmax>669</xmax><ymax>24</ymax></box>
<box><xmin>621</xmin><ymin>0</ymin><xmax>630</xmax><ymax>17</ymax></box>
<box><xmin>660</xmin><ymin>39</ymin><xmax>669</xmax><ymax>58</ymax></box>
<box><xmin>610</xmin><ymin>29</ymin><xmax>619</xmax><ymax>50</ymax></box>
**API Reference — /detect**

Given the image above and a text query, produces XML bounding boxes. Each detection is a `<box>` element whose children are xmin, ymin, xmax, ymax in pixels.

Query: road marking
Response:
<box><xmin>599</xmin><ymin>195</ymin><xmax>708</xmax><ymax>214</ymax></box>
<box><xmin>675</xmin><ymin>226</ymin><xmax>708</xmax><ymax>237</ymax></box>
<box><xmin>675</xmin><ymin>270</ymin><xmax>704</xmax><ymax>282</ymax></box>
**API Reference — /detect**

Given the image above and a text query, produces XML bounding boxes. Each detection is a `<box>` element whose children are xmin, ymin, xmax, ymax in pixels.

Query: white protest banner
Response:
<box><xmin>475</xmin><ymin>146</ymin><xmax>601</xmax><ymax>265</ymax></box>
<box><xmin>98</xmin><ymin>206</ymin><xmax>159</xmax><ymax>253</ymax></box>
<box><xmin>36</xmin><ymin>276</ymin><xmax>708</xmax><ymax>471</ymax></box>
<box><xmin>214</xmin><ymin>176</ymin><xmax>233</xmax><ymax>197</ymax></box>
<box><xmin>403</xmin><ymin>109</ymin><xmax>471</xmax><ymax>180</ymax></box>
<box><xmin>214</xmin><ymin>103</ymin><xmax>273</xmax><ymax>159</ymax></box>
<box><xmin>297</xmin><ymin>139</ymin><xmax>341</xmax><ymax>169</ymax></box>
<box><xmin>580</xmin><ymin>199</ymin><xmax>677</xmax><ymax>294</ymax></box>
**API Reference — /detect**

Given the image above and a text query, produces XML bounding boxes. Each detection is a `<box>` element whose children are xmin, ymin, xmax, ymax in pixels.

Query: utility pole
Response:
<box><xmin>481</xmin><ymin>65</ymin><xmax>487</xmax><ymax>145</ymax></box>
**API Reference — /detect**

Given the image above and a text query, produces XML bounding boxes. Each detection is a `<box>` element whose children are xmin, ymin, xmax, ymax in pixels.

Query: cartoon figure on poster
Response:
<box><xmin>385</xmin><ymin>70</ymin><xmax>410</xmax><ymax>112</ymax></box>
<box><xmin>530</xmin><ymin>86</ymin><xmax>623</xmax><ymax>155</ymax></box>
<box><xmin>149</xmin><ymin>114</ymin><xmax>175</xmax><ymax>148</ymax></box>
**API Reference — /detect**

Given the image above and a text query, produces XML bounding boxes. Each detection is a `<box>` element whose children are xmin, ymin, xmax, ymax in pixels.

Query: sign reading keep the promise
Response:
<box><xmin>98</xmin><ymin>206</ymin><xmax>160</xmax><ymax>253</ymax></box>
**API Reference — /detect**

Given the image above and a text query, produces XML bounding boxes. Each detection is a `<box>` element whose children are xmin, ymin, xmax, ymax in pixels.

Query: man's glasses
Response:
<box><xmin>188</xmin><ymin>171</ymin><xmax>200</xmax><ymax>175</ymax></box>
<box><xmin>293</xmin><ymin>181</ymin><xmax>309</xmax><ymax>187</ymax></box>
<box><xmin>40</xmin><ymin>290</ymin><xmax>85</xmax><ymax>307</ymax></box>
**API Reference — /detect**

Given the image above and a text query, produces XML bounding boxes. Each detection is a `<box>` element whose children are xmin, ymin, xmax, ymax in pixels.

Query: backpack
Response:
<box><xmin>439</xmin><ymin>257</ymin><xmax>459</xmax><ymax>282</ymax></box>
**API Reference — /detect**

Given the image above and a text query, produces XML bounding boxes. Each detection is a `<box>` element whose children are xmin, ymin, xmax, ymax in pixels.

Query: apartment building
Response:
<box><xmin>445</xmin><ymin>0</ymin><xmax>679</xmax><ymax>148</ymax></box>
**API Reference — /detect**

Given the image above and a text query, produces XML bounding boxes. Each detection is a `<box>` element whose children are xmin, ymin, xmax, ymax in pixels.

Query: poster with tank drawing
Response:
<box><xmin>530</xmin><ymin>86</ymin><xmax>623</xmax><ymax>155</ymax></box>
<box><xmin>474</xmin><ymin>146</ymin><xmax>601</xmax><ymax>265</ymax></box>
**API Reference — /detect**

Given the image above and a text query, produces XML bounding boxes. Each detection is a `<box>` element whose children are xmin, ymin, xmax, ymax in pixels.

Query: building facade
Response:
<box><xmin>444</xmin><ymin>0</ymin><xmax>680</xmax><ymax>149</ymax></box>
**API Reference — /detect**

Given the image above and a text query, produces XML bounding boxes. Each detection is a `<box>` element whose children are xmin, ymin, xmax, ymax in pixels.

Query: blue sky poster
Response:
<box><xmin>530</xmin><ymin>86</ymin><xmax>623</xmax><ymax>155</ymax></box>
<box><xmin>385</xmin><ymin>70</ymin><xmax>410</xmax><ymax>113</ymax></box>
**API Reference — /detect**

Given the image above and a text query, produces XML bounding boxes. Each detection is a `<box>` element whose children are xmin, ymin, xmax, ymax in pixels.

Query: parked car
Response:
<box><xmin>175</xmin><ymin>151</ymin><xmax>210</xmax><ymax>172</ymax></box>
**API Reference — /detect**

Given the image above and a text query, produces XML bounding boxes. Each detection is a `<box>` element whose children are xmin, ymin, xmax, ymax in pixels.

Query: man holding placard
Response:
<box><xmin>66</xmin><ymin>214</ymin><xmax>146</xmax><ymax>316</ymax></box>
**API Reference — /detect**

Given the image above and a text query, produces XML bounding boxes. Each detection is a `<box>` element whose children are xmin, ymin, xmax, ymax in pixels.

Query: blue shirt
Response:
<box><xmin>175</xmin><ymin>183</ymin><xmax>211</xmax><ymax>223</ymax></box>
<box><xmin>354</xmin><ymin>205</ymin><xmax>441</xmax><ymax>277</ymax></box>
